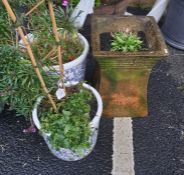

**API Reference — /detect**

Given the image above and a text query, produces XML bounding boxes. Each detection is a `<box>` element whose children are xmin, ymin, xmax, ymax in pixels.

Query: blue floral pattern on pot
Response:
<box><xmin>42</xmin><ymin>127</ymin><xmax>98</xmax><ymax>161</ymax></box>
<box><xmin>47</xmin><ymin>59</ymin><xmax>86</xmax><ymax>82</ymax></box>
<box><xmin>64</xmin><ymin>59</ymin><xmax>86</xmax><ymax>82</ymax></box>
<box><xmin>45</xmin><ymin>33</ymin><xmax>89</xmax><ymax>82</ymax></box>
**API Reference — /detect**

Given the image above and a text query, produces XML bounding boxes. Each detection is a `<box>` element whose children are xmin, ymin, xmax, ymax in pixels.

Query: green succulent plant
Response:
<box><xmin>111</xmin><ymin>32</ymin><xmax>143</xmax><ymax>52</ymax></box>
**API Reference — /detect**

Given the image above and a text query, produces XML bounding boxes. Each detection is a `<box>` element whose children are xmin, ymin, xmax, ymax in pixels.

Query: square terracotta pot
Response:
<box><xmin>91</xmin><ymin>15</ymin><xmax>169</xmax><ymax>117</ymax></box>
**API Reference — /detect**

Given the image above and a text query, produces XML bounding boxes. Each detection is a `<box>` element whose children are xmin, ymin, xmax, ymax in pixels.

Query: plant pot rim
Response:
<box><xmin>65</xmin><ymin>33</ymin><xmax>89</xmax><ymax>69</ymax></box>
<box><xmin>163</xmin><ymin>33</ymin><xmax>184</xmax><ymax>50</ymax></box>
<box><xmin>91</xmin><ymin>15</ymin><xmax>169</xmax><ymax>58</ymax></box>
<box><xmin>51</xmin><ymin>33</ymin><xmax>89</xmax><ymax>70</ymax></box>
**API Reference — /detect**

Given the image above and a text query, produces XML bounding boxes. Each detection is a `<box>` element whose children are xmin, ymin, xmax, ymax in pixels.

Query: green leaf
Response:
<box><xmin>62</xmin><ymin>110</ymin><xmax>72</xmax><ymax>116</ymax></box>
<box><xmin>40</xmin><ymin>85</ymin><xmax>92</xmax><ymax>154</ymax></box>
<box><xmin>111</xmin><ymin>32</ymin><xmax>143</xmax><ymax>52</ymax></box>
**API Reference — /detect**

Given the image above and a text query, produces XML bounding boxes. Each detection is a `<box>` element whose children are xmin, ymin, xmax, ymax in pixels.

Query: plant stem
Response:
<box><xmin>48</xmin><ymin>1</ymin><xmax>65</xmax><ymax>90</ymax></box>
<box><xmin>25</xmin><ymin>0</ymin><xmax>45</xmax><ymax>16</ymax></box>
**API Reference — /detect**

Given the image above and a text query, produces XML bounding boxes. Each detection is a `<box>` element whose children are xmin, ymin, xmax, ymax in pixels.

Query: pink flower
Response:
<box><xmin>62</xmin><ymin>0</ymin><xmax>69</xmax><ymax>7</ymax></box>
<box><xmin>23</xmin><ymin>126</ymin><xmax>37</xmax><ymax>133</ymax></box>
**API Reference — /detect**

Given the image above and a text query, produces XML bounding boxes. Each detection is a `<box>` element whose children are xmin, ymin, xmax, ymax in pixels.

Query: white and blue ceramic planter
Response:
<box><xmin>64</xmin><ymin>33</ymin><xmax>89</xmax><ymax>82</ymax></box>
<box><xmin>32</xmin><ymin>82</ymin><xmax>103</xmax><ymax>161</ymax></box>
<box><xmin>19</xmin><ymin>33</ymin><xmax>89</xmax><ymax>82</ymax></box>
<box><xmin>43</xmin><ymin>33</ymin><xmax>89</xmax><ymax>82</ymax></box>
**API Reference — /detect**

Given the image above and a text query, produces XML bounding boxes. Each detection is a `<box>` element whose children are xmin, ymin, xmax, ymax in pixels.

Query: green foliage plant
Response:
<box><xmin>1</xmin><ymin>1</ymin><xmax>95</xmax><ymax>154</ymax></box>
<box><xmin>8</xmin><ymin>0</ymin><xmax>37</xmax><ymax>7</ymax></box>
<box><xmin>40</xmin><ymin>84</ymin><xmax>92</xmax><ymax>154</ymax></box>
<box><xmin>25</xmin><ymin>3</ymin><xmax>83</xmax><ymax>64</ymax></box>
<box><xmin>0</xmin><ymin>1</ymin><xmax>83</xmax><ymax>118</ymax></box>
<box><xmin>0</xmin><ymin>3</ymin><xmax>15</xmax><ymax>45</ymax></box>
<box><xmin>0</xmin><ymin>0</ymin><xmax>39</xmax><ymax>45</ymax></box>
<box><xmin>0</xmin><ymin>45</ymin><xmax>56</xmax><ymax>117</ymax></box>
<box><xmin>111</xmin><ymin>32</ymin><xmax>143</xmax><ymax>52</ymax></box>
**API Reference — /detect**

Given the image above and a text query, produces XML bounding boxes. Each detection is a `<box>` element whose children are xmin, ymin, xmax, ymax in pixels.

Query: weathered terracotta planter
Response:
<box><xmin>91</xmin><ymin>15</ymin><xmax>168</xmax><ymax>117</ymax></box>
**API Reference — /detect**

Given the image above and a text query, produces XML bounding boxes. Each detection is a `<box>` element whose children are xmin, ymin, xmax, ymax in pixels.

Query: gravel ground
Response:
<box><xmin>0</xmin><ymin>109</ymin><xmax>113</xmax><ymax>175</ymax></box>
<box><xmin>133</xmin><ymin>48</ymin><xmax>184</xmax><ymax>175</ymax></box>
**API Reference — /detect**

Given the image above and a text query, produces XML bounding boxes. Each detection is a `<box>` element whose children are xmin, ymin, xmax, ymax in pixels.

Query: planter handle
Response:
<box><xmin>83</xmin><ymin>83</ymin><xmax>103</xmax><ymax>129</ymax></box>
<box><xmin>32</xmin><ymin>96</ymin><xmax>43</xmax><ymax>130</ymax></box>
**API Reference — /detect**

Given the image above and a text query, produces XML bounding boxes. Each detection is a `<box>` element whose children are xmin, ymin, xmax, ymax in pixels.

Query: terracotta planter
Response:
<box><xmin>32</xmin><ymin>82</ymin><xmax>103</xmax><ymax>161</ymax></box>
<box><xmin>91</xmin><ymin>15</ymin><xmax>168</xmax><ymax>117</ymax></box>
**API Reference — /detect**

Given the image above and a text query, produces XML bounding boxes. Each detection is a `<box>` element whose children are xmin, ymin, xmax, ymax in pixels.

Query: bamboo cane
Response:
<box><xmin>48</xmin><ymin>1</ymin><xmax>65</xmax><ymax>89</ymax></box>
<box><xmin>2</xmin><ymin>0</ymin><xmax>57</xmax><ymax>111</ymax></box>
<box><xmin>25</xmin><ymin>0</ymin><xmax>45</xmax><ymax>16</ymax></box>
